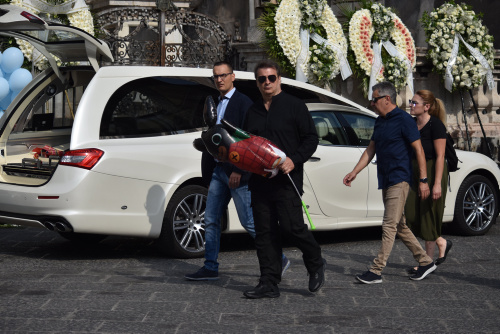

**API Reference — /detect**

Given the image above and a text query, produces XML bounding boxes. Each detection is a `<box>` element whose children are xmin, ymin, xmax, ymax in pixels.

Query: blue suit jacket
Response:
<box><xmin>201</xmin><ymin>89</ymin><xmax>253</xmax><ymax>186</ymax></box>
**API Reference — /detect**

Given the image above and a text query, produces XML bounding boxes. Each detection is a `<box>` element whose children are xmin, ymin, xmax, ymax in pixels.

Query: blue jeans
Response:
<box><xmin>204</xmin><ymin>165</ymin><xmax>255</xmax><ymax>272</ymax></box>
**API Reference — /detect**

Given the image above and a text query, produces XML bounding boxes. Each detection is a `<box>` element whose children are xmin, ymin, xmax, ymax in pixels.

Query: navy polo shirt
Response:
<box><xmin>371</xmin><ymin>107</ymin><xmax>420</xmax><ymax>189</ymax></box>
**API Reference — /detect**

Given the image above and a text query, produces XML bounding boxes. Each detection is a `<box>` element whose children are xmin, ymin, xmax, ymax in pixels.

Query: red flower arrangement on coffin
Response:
<box><xmin>32</xmin><ymin>145</ymin><xmax>64</xmax><ymax>159</ymax></box>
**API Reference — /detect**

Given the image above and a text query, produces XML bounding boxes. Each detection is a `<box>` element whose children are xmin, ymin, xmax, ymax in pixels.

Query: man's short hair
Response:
<box><xmin>372</xmin><ymin>82</ymin><xmax>397</xmax><ymax>105</ymax></box>
<box><xmin>213</xmin><ymin>61</ymin><xmax>233</xmax><ymax>72</ymax></box>
<box><xmin>254</xmin><ymin>59</ymin><xmax>281</xmax><ymax>78</ymax></box>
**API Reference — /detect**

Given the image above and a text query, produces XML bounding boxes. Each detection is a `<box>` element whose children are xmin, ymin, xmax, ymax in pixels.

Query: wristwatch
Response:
<box><xmin>419</xmin><ymin>178</ymin><xmax>428</xmax><ymax>184</ymax></box>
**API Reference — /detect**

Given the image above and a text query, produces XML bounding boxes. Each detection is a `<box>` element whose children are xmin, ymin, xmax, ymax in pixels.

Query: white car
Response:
<box><xmin>0</xmin><ymin>4</ymin><xmax>498</xmax><ymax>258</ymax></box>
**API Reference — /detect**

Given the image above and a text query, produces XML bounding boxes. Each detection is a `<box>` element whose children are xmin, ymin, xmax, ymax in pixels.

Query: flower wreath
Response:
<box><xmin>348</xmin><ymin>3</ymin><xmax>416</xmax><ymax>96</ymax></box>
<box><xmin>10</xmin><ymin>0</ymin><xmax>94</xmax><ymax>71</ymax></box>
<box><xmin>259</xmin><ymin>0</ymin><xmax>350</xmax><ymax>87</ymax></box>
<box><xmin>420</xmin><ymin>1</ymin><xmax>494</xmax><ymax>92</ymax></box>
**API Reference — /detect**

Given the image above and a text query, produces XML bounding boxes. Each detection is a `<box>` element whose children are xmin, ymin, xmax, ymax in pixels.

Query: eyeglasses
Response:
<box><xmin>371</xmin><ymin>95</ymin><xmax>387</xmax><ymax>103</ymax></box>
<box><xmin>257</xmin><ymin>75</ymin><xmax>277</xmax><ymax>84</ymax></box>
<box><xmin>408</xmin><ymin>100</ymin><xmax>421</xmax><ymax>107</ymax></box>
<box><xmin>212</xmin><ymin>73</ymin><xmax>233</xmax><ymax>81</ymax></box>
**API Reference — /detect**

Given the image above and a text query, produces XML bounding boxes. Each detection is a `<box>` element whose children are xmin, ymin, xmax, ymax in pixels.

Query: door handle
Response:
<box><xmin>309</xmin><ymin>156</ymin><xmax>321</xmax><ymax>162</ymax></box>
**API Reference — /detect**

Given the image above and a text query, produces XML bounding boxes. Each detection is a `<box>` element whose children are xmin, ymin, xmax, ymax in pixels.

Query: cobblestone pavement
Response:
<box><xmin>0</xmin><ymin>219</ymin><xmax>499</xmax><ymax>334</ymax></box>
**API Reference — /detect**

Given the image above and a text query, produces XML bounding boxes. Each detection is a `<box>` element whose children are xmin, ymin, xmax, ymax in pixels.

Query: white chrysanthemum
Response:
<box><xmin>274</xmin><ymin>0</ymin><xmax>347</xmax><ymax>86</ymax></box>
<box><xmin>349</xmin><ymin>9</ymin><xmax>377</xmax><ymax>77</ymax></box>
<box><xmin>391</xmin><ymin>16</ymin><xmax>416</xmax><ymax>69</ymax></box>
<box><xmin>303</xmin><ymin>4</ymin><xmax>346</xmax><ymax>83</ymax></box>
<box><xmin>422</xmin><ymin>2</ymin><xmax>494</xmax><ymax>90</ymax></box>
<box><xmin>275</xmin><ymin>0</ymin><xmax>302</xmax><ymax>66</ymax></box>
<box><xmin>68</xmin><ymin>9</ymin><xmax>94</xmax><ymax>35</ymax></box>
<box><xmin>349</xmin><ymin>5</ymin><xmax>415</xmax><ymax>90</ymax></box>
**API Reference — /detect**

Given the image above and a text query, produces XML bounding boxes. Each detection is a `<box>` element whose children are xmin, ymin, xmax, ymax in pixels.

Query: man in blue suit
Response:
<box><xmin>185</xmin><ymin>61</ymin><xmax>290</xmax><ymax>280</ymax></box>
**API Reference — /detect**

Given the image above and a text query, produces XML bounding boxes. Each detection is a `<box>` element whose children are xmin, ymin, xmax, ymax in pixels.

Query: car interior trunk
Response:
<box><xmin>0</xmin><ymin>67</ymin><xmax>95</xmax><ymax>185</ymax></box>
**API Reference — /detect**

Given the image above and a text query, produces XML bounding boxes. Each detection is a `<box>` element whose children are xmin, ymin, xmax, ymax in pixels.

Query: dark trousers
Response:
<box><xmin>251</xmin><ymin>185</ymin><xmax>323</xmax><ymax>285</ymax></box>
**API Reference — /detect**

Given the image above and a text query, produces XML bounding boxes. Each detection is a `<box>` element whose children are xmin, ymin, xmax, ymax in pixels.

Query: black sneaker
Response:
<box><xmin>184</xmin><ymin>267</ymin><xmax>219</xmax><ymax>281</ymax></box>
<box><xmin>356</xmin><ymin>271</ymin><xmax>382</xmax><ymax>284</ymax></box>
<box><xmin>308</xmin><ymin>258</ymin><xmax>327</xmax><ymax>292</ymax></box>
<box><xmin>243</xmin><ymin>281</ymin><xmax>280</xmax><ymax>299</ymax></box>
<box><xmin>409</xmin><ymin>262</ymin><xmax>437</xmax><ymax>281</ymax></box>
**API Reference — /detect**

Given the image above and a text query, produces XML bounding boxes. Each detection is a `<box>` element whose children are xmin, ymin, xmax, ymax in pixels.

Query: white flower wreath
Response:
<box><xmin>348</xmin><ymin>4</ymin><xmax>416</xmax><ymax>95</ymax></box>
<box><xmin>349</xmin><ymin>9</ymin><xmax>378</xmax><ymax>79</ymax></box>
<box><xmin>275</xmin><ymin>0</ymin><xmax>301</xmax><ymax>67</ymax></box>
<box><xmin>10</xmin><ymin>0</ymin><xmax>94</xmax><ymax>71</ymax></box>
<box><xmin>274</xmin><ymin>0</ymin><xmax>349</xmax><ymax>86</ymax></box>
<box><xmin>421</xmin><ymin>2</ymin><xmax>494</xmax><ymax>92</ymax></box>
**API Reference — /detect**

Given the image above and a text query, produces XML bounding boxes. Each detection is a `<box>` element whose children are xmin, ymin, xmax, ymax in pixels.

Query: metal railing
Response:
<box><xmin>96</xmin><ymin>6</ymin><xmax>231</xmax><ymax>68</ymax></box>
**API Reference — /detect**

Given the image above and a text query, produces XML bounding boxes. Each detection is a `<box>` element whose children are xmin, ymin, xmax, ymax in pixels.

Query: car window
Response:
<box><xmin>339</xmin><ymin>112</ymin><xmax>375</xmax><ymax>146</ymax></box>
<box><xmin>234</xmin><ymin>80</ymin><xmax>342</xmax><ymax>105</ymax></box>
<box><xmin>10</xmin><ymin>84</ymin><xmax>83</xmax><ymax>134</ymax></box>
<box><xmin>100</xmin><ymin>77</ymin><xmax>217</xmax><ymax>138</ymax></box>
<box><xmin>310</xmin><ymin>111</ymin><xmax>348</xmax><ymax>146</ymax></box>
<box><xmin>10</xmin><ymin>29</ymin><xmax>84</xmax><ymax>43</ymax></box>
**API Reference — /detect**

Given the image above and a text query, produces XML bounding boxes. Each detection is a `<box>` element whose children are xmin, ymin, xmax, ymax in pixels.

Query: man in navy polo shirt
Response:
<box><xmin>343</xmin><ymin>81</ymin><xmax>436</xmax><ymax>284</ymax></box>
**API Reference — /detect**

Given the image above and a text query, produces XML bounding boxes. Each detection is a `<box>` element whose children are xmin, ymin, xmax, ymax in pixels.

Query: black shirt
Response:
<box><xmin>416</xmin><ymin>115</ymin><xmax>447</xmax><ymax>160</ymax></box>
<box><xmin>243</xmin><ymin>91</ymin><xmax>318</xmax><ymax>193</ymax></box>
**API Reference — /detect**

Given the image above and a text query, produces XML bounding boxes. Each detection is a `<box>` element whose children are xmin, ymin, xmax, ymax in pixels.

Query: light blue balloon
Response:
<box><xmin>10</xmin><ymin>90</ymin><xmax>19</xmax><ymax>102</ymax></box>
<box><xmin>0</xmin><ymin>78</ymin><xmax>9</xmax><ymax>101</ymax></box>
<box><xmin>1</xmin><ymin>47</ymin><xmax>24</xmax><ymax>74</ymax></box>
<box><xmin>0</xmin><ymin>92</ymin><xmax>11</xmax><ymax>110</ymax></box>
<box><xmin>9</xmin><ymin>68</ymin><xmax>32</xmax><ymax>92</ymax></box>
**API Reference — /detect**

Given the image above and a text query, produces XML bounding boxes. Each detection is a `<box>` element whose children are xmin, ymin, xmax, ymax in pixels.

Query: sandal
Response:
<box><xmin>406</xmin><ymin>267</ymin><xmax>418</xmax><ymax>275</ymax></box>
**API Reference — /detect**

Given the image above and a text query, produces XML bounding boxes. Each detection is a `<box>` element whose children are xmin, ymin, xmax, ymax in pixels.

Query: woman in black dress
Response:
<box><xmin>405</xmin><ymin>90</ymin><xmax>453</xmax><ymax>272</ymax></box>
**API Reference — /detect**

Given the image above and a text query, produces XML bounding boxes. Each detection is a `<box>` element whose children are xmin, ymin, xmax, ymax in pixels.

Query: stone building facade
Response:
<box><xmin>88</xmin><ymin>0</ymin><xmax>500</xmax><ymax>162</ymax></box>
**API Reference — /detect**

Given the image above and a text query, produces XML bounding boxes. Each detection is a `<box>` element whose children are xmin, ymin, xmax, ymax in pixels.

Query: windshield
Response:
<box><xmin>9</xmin><ymin>29</ymin><xmax>83</xmax><ymax>43</ymax></box>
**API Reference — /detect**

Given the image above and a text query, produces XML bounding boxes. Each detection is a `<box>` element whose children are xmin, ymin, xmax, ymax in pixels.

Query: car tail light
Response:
<box><xmin>20</xmin><ymin>11</ymin><xmax>45</xmax><ymax>25</ymax></box>
<box><xmin>60</xmin><ymin>149</ymin><xmax>104</xmax><ymax>170</ymax></box>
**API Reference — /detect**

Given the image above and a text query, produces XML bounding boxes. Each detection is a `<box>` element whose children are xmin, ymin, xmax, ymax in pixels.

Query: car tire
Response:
<box><xmin>58</xmin><ymin>232</ymin><xmax>108</xmax><ymax>244</ymax></box>
<box><xmin>453</xmin><ymin>175</ymin><xmax>498</xmax><ymax>236</ymax></box>
<box><xmin>157</xmin><ymin>185</ymin><xmax>207</xmax><ymax>258</ymax></box>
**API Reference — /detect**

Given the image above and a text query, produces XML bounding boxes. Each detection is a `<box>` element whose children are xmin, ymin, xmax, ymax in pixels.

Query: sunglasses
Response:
<box><xmin>257</xmin><ymin>75</ymin><xmax>277</xmax><ymax>84</ymax></box>
<box><xmin>408</xmin><ymin>100</ymin><xmax>422</xmax><ymax>107</ymax></box>
<box><xmin>212</xmin><ymin>72</ymin><xmax>233</xmax><ymax>81</ymax></box>
<box><xmin>371</xmin><ymin>95</ymin><xmax>387</xmax><ymax>103</ymax></box>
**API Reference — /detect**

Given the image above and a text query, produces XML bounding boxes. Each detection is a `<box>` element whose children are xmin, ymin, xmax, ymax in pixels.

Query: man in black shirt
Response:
<box><xmin>242</xmin><ymin>60</ymin><xmax>326</xmax><ymax>299</ymax></box>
